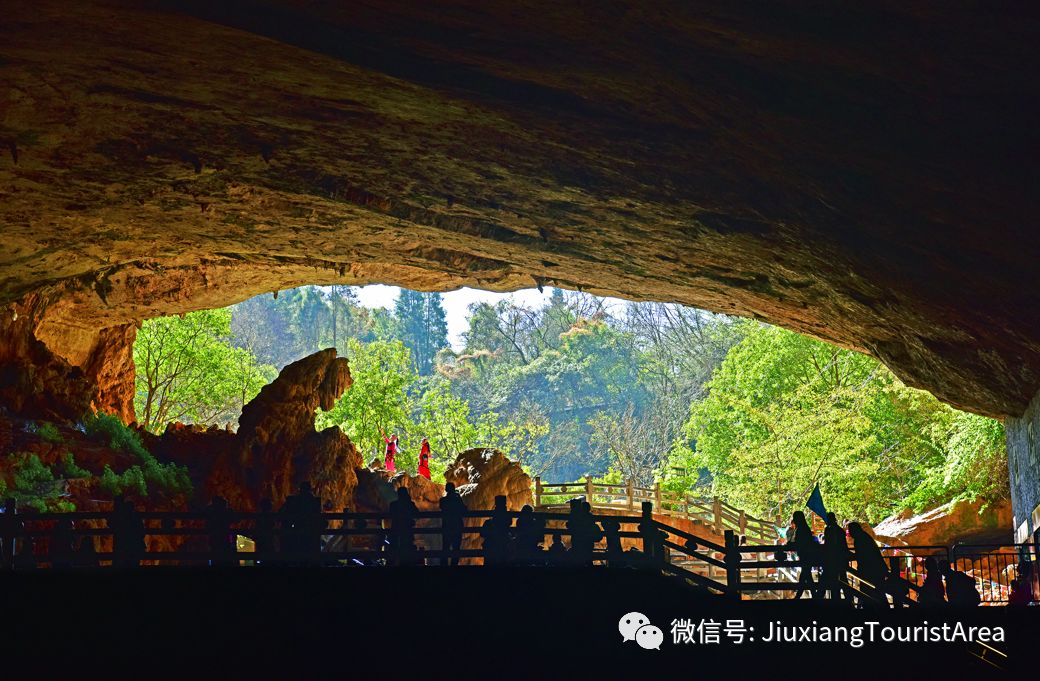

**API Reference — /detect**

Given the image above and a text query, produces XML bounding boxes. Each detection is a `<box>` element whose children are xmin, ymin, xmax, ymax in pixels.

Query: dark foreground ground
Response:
<box><xmin>2</xmin><ymin>567</ymin><xmax>1036</xmax><ymax>678</ymax></box>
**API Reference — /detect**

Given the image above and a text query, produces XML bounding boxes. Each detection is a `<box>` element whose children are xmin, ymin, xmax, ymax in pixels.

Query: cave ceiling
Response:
<box><xmin>1</xmin><ymin>0</ymin><xmax>1039</xmax><ymax>418</ymax></box>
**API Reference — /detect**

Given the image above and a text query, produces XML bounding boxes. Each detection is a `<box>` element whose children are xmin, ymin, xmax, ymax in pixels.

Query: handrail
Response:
<box><xmin>533</xmin><ymin>477</ymin><xmax>777</xmax><ymax>541</ymax></box>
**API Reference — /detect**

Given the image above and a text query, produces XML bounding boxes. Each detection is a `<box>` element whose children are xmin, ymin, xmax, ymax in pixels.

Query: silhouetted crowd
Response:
<box><xmin>1</xmin><ymin>492</ymin><xmax>1037</xmax><ymax>608</ymax></box>
<box><xmin>772</xmin><ymin>509</ymin><xmax>1036</xmax><ymax>607</ymax></box>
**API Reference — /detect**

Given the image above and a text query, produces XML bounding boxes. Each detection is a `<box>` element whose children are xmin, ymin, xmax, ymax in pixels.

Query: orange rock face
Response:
<box><xmin>156</xmin><ymin>349</ymin><xmax>361</xmax><ymax>512</ymax></box>
<box><xmin>444</xmin><ymin>448</ymin><xmax>532</xmax><ymax>512</ymax></box>
<box><xmin>871</xmin><ymin>498</ymin><xmax>1013</xmax><ymax>548</ymax></box>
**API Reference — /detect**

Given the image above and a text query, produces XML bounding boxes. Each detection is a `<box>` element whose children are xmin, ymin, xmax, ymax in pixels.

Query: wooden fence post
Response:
<box><xmin>712</xmin><ymin>497</ymin><xmax>723</xmax><ymax>535</ymax></box>
<box><xmin>585</xmin><ymin>476</ymin><xmax>594</xmax><ymax>507</ymax></box>
<box><xmin>654</xmin><ymin>482</ymin><xmax>663</xmax><ymax>512</ymax></box>
<box><xmin>738</xmin><ymin>510</ymin><xmax>747</xmax><ymax>536</ymax></box>
<box><xmin>534</xmin><ymin>476</ymin><xmax>541</xmax><ymax>508</ymax></box>
<box><xmin>1</xmin><ymin>497</ymin><xmax>15</xmax><ymax>570</ymax></box>
<box><xmin>626</xmin><ymin>479</ymin><xmax>634</xmax><ymax>511</ymax></box>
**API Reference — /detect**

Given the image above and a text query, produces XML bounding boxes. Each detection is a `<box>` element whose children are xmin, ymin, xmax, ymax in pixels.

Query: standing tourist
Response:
<box><xmin>418</xmin><ymin>437</ymin><xmax>432</xmax><ymax>480</ymax></box>
<box><xmin>380</xmin><ymin>428</ymin><xmax>398</xmax><ymax>473</ymax></box>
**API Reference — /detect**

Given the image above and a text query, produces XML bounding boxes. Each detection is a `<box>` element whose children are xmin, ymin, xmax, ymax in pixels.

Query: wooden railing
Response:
<box><xmin>533</xmin><ymin>477</ymin><xmax>776</xmax><ymax>543</ymax></box>
<box><xmin>1</xmin><ymin>496</ymin><xmax>1032</xmax><ymax>612</ymax></box>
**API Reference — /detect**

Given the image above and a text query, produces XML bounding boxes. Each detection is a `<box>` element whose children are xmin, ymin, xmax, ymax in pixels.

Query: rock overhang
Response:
<box><xmin>1</xmin><ymin>0</ymin><xmax>1039</xmax><ymax>419</ymax></box>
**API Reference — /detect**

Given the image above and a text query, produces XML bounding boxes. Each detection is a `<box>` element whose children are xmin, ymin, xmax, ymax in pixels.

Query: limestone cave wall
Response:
<box><xmin>1006</xmin><ymin>392</ymin><xmax>1040</xmax><ymax>542</ymax></box>
<box><xmin>1</xmin><ymin>0</ymin><xmax>1039</xmax><ymax>425</ymax></box>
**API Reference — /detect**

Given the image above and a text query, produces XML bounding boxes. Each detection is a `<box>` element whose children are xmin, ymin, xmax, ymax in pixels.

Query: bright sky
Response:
<box><xmin>353</xmin><ymin>285</ymin><xmax>556</xmax><ymax>350</ymax></box>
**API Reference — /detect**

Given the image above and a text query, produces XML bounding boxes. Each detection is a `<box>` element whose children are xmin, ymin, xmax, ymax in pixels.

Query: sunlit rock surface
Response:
<box><xmin>445</xmin><ymin>448</ymin><xmax>533</xmax><ymax>512</ymax></box>
<box><xmin>872</xmin><ymin>498</ymin><xmax>1013</xmax><ymax>548</ymax></box>
<box><xmin>1</xmin><ymin>1</ymin><xmax>1039</xmax><ymax>419</ymax></box>
<box><xmin>158</xmin><ymin>349</ymin><xmax>361</xmax><ymax>511</ymax></box>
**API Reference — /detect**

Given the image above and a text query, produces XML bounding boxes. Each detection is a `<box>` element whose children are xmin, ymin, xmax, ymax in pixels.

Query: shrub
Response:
<box><xmin>82</xmin><ymin>412</ymin><xmax>149</xmax><ymax>459</ymax></box>
<box><xmin>35</xmin><ymin>421</ymin><xmax>63</xmax><ymax>444</ymax></box>
<box><xmin>8</xmin><ymin>452</ymin><xmax>73</xmax><ymax>512</ymax></box>
<box><xmin>60</xmin><ymin>452</ymin><xmax>90</xmax><ymax>479</ymax></box>
<box><xmin>83</xmin><ymin>412</ymin><xmax>193</xmax><ymax>498</ymax></box>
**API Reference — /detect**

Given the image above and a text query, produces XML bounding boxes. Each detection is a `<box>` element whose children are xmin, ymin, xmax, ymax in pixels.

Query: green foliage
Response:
<box><xmin>158</xmin><ymin>283</ymin><xmax>1007</xmax><ymax>522</ymax></box>
<box><xmin>666</xmin><ymin>323</ymin><xmax>1008</xmax><ymax>524</ymax></box>
<box><xmin>6</xmin><ymin>452</ymin><xmax>73</xmax><ymax>512</ymax></box>
<box><xmin>83</xmin><ymin>411</ymin><xmax>150</xmax><ymax>459</ymax></box>
<box><xmin>318</xmin><ymin>338</ymin><xmax>418</xmax><ymax>460</ymax></box>
<box><xmin>34</xmin><ymin>421</ymin><xmax>63</xmax><ymax>444</ymax></box>
<box><xmin>394</xmin><ymin>290</ymin><xmax>449</xmax><ymax>375</ymax></box>
<box><xmin>60</xmin><ymin>452</ymin><xmax>90</xmax><ymax>479</ymax></box>
<box><xmin>133</xmin><ymin>308</ymin><xmax>277</xmax><ymax>432</ymax></box>
<box><xmin>316</xmin><ymin>338</ymin><xmax>552</xmax><ymax>481</ymax></box>
<box><xmin>99</xmin><ymin>464</ymin><xmax>147</xmax><ymax>497</ymax></box>
<box><xmin>904</xmin><ymin>412</ymin><xmax>1008</xmax><ymax>511</ymax></box>
<box><xmin>82</xmin><ymin>412</ymin><xmax>192</xmax><ymax>497</ymax></box>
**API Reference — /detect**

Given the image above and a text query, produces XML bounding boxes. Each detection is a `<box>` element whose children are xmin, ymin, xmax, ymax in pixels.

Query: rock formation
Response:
<box><xmin>157</xmin><ymin>348</ymin><xmax>361</xmax><ymax>512</ymax></box>
<box><xmin>353</xmin><ymin>467</ymin><xmax>445</xmax><ymax>514</ymax></box>
<box><xmin>2</xmin><ymin>0</ymin><xmax>1039</xmax><ymax>422</ymax></box>
<box><xmin>444</xmin><ymin>448</ymin><xmax>533</xmax><ymax>512</ymax></box>
<box><xmin>872</xmin><ymin>498</ymin><xmax>1013</xmax><ymax>548</ymax></box>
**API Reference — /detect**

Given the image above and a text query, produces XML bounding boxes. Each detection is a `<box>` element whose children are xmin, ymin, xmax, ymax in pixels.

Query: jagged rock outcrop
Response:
<box><xmin>445</xmin><ymin>448</ymin><xmax>532</xmax><ymax>512</ymax></box>
<box><xmin>872</xmin><ymin>498</ymin><xmax>1013</xmax><ymax>548</ymax></box>
<box><xmin>2</xmin><ymin>0</ymin><xmax>1039</xmax><ymax>421</ymax></box>
<box><xmin>157</xmin><ymin>349</ymin><xmax>361</xmax><ymax>511</ymax></box>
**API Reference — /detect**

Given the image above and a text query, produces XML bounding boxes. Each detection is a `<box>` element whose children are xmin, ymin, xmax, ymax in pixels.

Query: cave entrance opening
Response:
<box><xmin>120</xmin><ymin>282</ymin><xmax>1009</xmax><ymax>535</ymax></box>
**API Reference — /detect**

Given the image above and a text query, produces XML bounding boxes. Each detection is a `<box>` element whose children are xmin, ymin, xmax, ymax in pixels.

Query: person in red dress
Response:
<box><xmin>380</xmin><ymin>429</ymin><xmax>398</xmax><ymax>472</ymax></box>
<box><xmin>417</xmin><ymin>437</ymin><xmax>432</xmax><ymax>480</ymax></box>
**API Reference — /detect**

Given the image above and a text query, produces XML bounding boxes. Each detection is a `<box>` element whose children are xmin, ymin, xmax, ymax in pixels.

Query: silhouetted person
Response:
<box><xmin>940</xmin><ymin>560</ymin><xmax>980</xmax><ymax>607</ymax></box>
<box><xmin>513</xmin><ymin>505</ymin><xmax>545</xmax><ymax>564</ymax></box>
<box><xmin>281</xmin><ymin>483</ymin><xmax>323</xmax><ymax>565</ymax></box>
<box><xmin>13</xmin><ymin>509</ymin><xmax>38</xmax><ymax>570</ymax></box>
<box><xmin>822</xmin><ymin>512</ymin><xmax>851</xmax><ymax>602</ymax></box>
<box><xmin>847</xmin><ymin>522</ymin><xmax>887</xmax><ymax>606</ymax></box>
<box><xmin>1008</xmin><ymin>560</ymin><xmax>1034</xmax><ymax>606</ymax></box>
<box><xmin>566</xmin><ymin>501</ymin><xmax>603</xmax><ymax>566</ymax></box>
<box><xmin>112</xmin><ymin>496</ymin><xmax>145</xmax><ymax>568</ymax></box>
<box><xmin>388</xmin><ymin>487</ymin><xmax>419</xmax><ymax>566</ymax></box>
<box><xmin>546</xmin><ymin>533</ymin><xmax>568</xmax><ymax>565</ymax></box>
<box><xmin>601</xmin><ymin>517</ymin><xmax>624</xmax><ymax>565</ymax></box>
<box><xmin>439</xmin><ymin>482</ymin><xmax>467</xmax><ymax>566</ymax></box>
<box><xmin>637</xmin><ymin>503</ymin><xmax>666</xmax><ymax>565</ymax></box>
<box><xmin>884</xmin><ymin>556</ymin><xmax>911</xmax><ymax>606</ymax></box>
<box><xmin>253</xmin><ymin>498</ymin><xmax>276</xmax><ymax>564</ymax></box>
<box><xmin>480</xmin><ymin>496</ymin><xmax>512</xmax><ymax>565</ymax></box>
<box><xmin>74</xmin><ymin>534</ymin><xmax>99</xmax><ymax>569</ymax></box>
<box><xmin>774</xmin><ymin>537</ymin><xmax>788</xmax><ymax>564</ymax></box>
<box><xmin>918</xmin><ymin>556</ymin><xmax>946</xmax><ymax>606</ymax></box>
<box><xmin>790</xmin><ymin>511</ymin><xmax>822</xmax><ymax>599</ymax></box>
<box><xmin>49</xmin><ymin>517</ymin><xmax>75</xmax><ymax>569</ymax></box>
<box><xmin>205</xmin><ymin>496</ymin><xmax>234</xmax><ymax>567</ymax></box>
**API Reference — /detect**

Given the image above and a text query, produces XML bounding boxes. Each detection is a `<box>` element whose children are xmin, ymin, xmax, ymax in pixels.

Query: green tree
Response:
<box><xmin>134</xmin><ymin>308</ymin><xmax>277</xmax><ymax>432</ymax></box>
<box><xmin>316</xmin><ymin>339</ymin><xmax>418</xmax><ymax>461</ymax></box>
<box><xmin>394</xmin><ymin>290</ymin><xmax>448</xmax><ymax>375</ymax></box>
<box><xmin>665</xmin><ymin>322</ymin><xmax>1007</xmax><ymax>523</ymax></box>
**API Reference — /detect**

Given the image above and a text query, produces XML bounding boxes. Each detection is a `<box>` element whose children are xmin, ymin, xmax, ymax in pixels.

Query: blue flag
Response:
<box><xmin>805</xmin><ymin>482</ymin><xmax>827</xmax><ymax>519</ymax></box>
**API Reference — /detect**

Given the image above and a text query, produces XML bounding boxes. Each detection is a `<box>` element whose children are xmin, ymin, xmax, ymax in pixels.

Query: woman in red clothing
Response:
<box><xmin>417</xmin><ymin>437</ymin><xmax>432</xmax><ymax>480</ymax></box>
<box><xmin>380</xmin><ymin>429</ymin><xmax>398</xmax><ymax>472</ymax></box>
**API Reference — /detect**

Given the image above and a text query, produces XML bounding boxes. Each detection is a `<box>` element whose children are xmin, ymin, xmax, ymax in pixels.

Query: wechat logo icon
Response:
<box><xmin>619</xmin><ymin>612</ymin><xmax>664</xmax><ymax>651</ymax></box>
